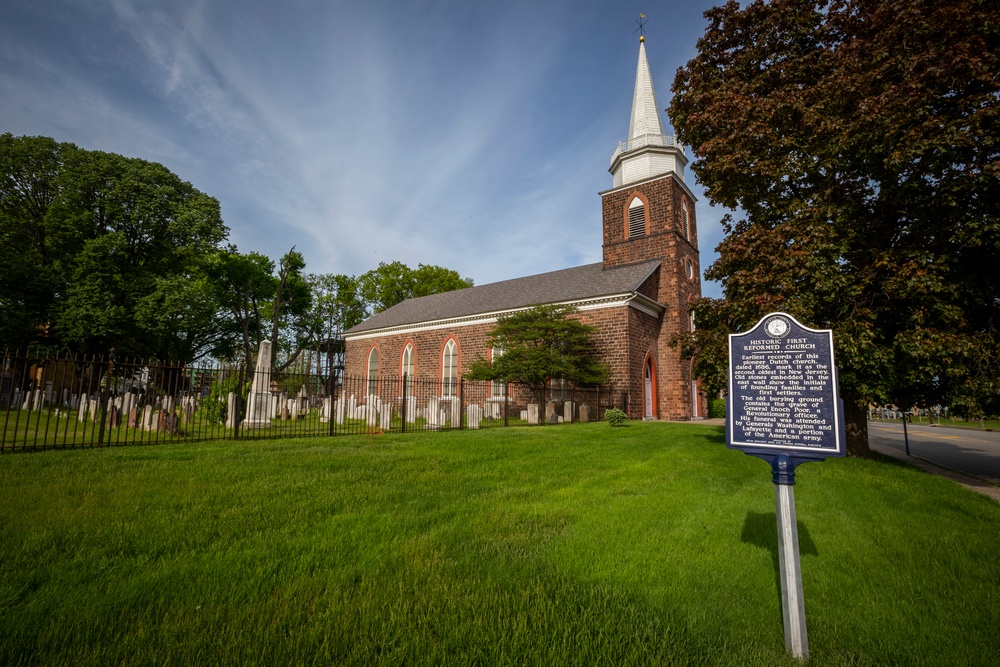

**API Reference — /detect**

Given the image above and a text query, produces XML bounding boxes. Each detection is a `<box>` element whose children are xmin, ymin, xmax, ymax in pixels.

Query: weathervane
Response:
<box><xmin>634</xmin><ymin>13</ymin><xmax>649</xmax><ymax>42</ymax></box>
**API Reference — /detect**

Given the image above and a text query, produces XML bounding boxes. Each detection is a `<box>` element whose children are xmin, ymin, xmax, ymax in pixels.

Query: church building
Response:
<box><xmin>344</xmin><ymin>38</ymin><xmax>705</xmax><ymax>420</ymax></box>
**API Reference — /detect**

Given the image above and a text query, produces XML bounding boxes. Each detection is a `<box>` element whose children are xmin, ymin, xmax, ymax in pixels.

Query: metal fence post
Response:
<box><xmin>401</xmin><ymin>374</ymin><xmax>408</xmax><ymax>434</ymax></box>
<box><xmin>459</xmin><ymin>378</ymin><xmax>464</xmax><ymax>430</ymax></box>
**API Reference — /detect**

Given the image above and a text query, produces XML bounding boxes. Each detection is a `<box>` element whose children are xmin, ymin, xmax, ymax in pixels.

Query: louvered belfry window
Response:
<box><xmin>628</xmin><ymin>197</ymin><xmax>645</xmax><ymax>238</ymax></box>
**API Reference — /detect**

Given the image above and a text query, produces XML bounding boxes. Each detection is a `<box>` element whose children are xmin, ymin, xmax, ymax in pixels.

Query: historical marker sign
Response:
<box><xmin>727</xmin><ymin>312</ymin><xmax>845</xmax><ymax>459</ymax></box>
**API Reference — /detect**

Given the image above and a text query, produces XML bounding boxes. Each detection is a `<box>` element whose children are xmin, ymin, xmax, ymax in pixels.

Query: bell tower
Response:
<box><xmin>600</xmin><ymin>35</ymin><xmax>703</xmax><ymax>419</ymax></box>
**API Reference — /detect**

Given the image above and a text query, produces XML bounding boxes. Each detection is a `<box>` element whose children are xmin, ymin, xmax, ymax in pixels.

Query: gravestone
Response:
<box><xmin>335</xmin><ymin>397</ymin><xmax>345</xmax><ymax>425</ymax></box>
<box><xmin>545</xmin><ymin>400</ymin><xmax>556</xmax><ymax>420</ymax></box>
<box><xmin>548</xmin><ymin>412</ymin><xmax>560</xmax><ymax>425</ymax></box>
<box><xmin>563</xmin><ymin>400</ymin><xmax>574</xmax><ymax>423</ymax></box>
<box><xmin>426</xmin><ymin>397</ymin><xmax>440</xmax><ymax>429</ymax></box>
<box><xmin>78</xmin><ymin>395</ymin><xmax>89</xmax><ymax>422</ymax></box>
<box><xmin>579</xmin><ymin>404</ymin><xmax>590</xmax><ymax>423</ymax></box>
<box><xmin>405</xmin><ymin>396</ymin><xmax>417</xmax><ymax>423</ymax></box>
<box><xmin>467</xmin><ymin>404</ymin><xmax>482</xmax><ymax>429</ymax></box>
<box><xmin>142</xmin><ymin>405</ymin><xmax>154</xmax><ymax>431</ymax></box>
<box><xmin>366</xmin><ymin>401</ymin><xmax>378</xmax><ymax>428</ymax></box>
<box><xmin>320</xmin><ymin>397</ymin><xmax>331</xmax><ymax>423</ymax></box>
<box><xmin>297</xmin><ymin>385</ymin><xmax>309</xmax><ymax>416</ymax></box>
<box><xmin>245</xmin><ymin>340</ymin><xmax>274</xmax><ymax>428</ymax></box>
<box><xmin>527</xmin><ymin>404</ymin><xmax>539</xmax><ymax>425</ymax></box>
<box><xmin>379</xmin><ymin>403</ymin><xmax>393</xmax><ymax>430</ymax></box>
<box><xmin>450</xmin><ymin>398</ymin><xmax>461</xmax><ymax>427</ymax></box>
<box><xmin>128</xmin><ymin>406</ymin><xmax>140</xmax><ymax>429</ymax></box>
<box><xmin>519</xmin><ymin>409</ymin><xmax>528</xmax><ymax>421</ymax></box>
<box><xmin>225</xmin><ymin>392</ymin><xmax>237</xmax><ymax>429</ymax></box>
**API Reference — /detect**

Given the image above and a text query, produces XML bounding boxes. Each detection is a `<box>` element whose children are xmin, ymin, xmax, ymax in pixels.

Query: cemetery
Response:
<box><xmin>0</xmin><ymin>342</ymin><xmax>626</xmax><ymax>452</ymax></box>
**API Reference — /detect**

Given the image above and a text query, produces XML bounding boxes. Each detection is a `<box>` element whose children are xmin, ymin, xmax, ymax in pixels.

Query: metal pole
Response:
<box><xmin>772</xmin><ymin>454</ymin><xmax>809</xmax><ymax>661</ymax></box>
<box><xmin>902</xmin><ymin>410</ymin><xmax>910</xmax><ymax>456</ymax></box>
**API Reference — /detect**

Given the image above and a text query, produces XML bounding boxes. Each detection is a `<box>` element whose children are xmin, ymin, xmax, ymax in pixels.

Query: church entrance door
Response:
<box><xmin>644</xmin><ymin>357</ymin><xmax>655</xmax><ymax>419</ymax></box>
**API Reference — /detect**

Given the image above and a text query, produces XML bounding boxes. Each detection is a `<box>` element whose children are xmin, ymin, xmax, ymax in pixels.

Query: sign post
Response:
<box><xmin>727</xmin><ymin>313</ymin><xmax>846</xmax><ymax>661</ymax></box>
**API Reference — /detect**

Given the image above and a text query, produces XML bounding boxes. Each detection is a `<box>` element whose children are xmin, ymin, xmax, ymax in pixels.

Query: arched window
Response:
<box><xmin>490</xmin><ymin>347</ymin><xmax>505</xmax><ymax>399</ymax></box>
<box><xmin>441</xmin><ymin>339</ymin><xmax>459</xmax><ymax>397</ymax></box>
<box><xmin>628</xmin><ymin>196</ymin><xmax>646</xmax><ymax>239</ymax></box>
<box><xmin>401</xmin><ymin>343</ymin><xmax>415</xmax><ymax>397</ymax></box>
<box><xmin>367</xmin><ymin>347</ymin><xmax>379</xmax><ymax>396</ymax></box>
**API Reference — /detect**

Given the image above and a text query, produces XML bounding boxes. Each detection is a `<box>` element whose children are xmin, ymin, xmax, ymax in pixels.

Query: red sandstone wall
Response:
<box><xmin>601</xmin><ymin>174</ymin><xmax>703</xmax><ymax>419</ymax></box>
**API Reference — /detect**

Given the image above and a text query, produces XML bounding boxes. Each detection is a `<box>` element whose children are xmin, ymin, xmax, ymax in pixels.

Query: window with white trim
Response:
<box><xmin>401</xmin><ymin>344</ymin><xmax>414</xmax><ymax>396</ymax></box>
<box><xmin>628</xmin><ymin>196</ymin><xmax>645</xmax><ymax>238</ymax></box>
<box><xmin>441</xmin><ymin>339</ymin><xmax>458</xmax><ymax>397</ymax></box>
<box><xmin>367</xmin><ymin>347</ymin><xmax>379</xmax><ymax>396</ymax></box>
<box><xmin>490</xmin><ymin>347</ymin><xmax>505</xmax><ymax>399</ymax></box>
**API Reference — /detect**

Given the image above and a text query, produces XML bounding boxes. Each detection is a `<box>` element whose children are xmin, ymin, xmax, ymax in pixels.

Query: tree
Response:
<box><xmin>1</xmin><ymin>135</ymin><xmax>232</xmax><ymax>359</ymax></box>
<box><xmin>53</xmin><ymin>150</ymin><xmax>229</xmax><ymax>358</ymax></box>
<box><xmin>465</xmin><ymin>305</ymin><xmax>609</xmax><ymax>387</ymax></box>
<box><xmin>266</xmin><ymin>247</ymin><xmax>313</xmax><ymax>371</ymax></box>
<box><xmin>0</xmin><ymin>134</ymin><xmax>74</xmax><ymax>347</ymax></box>
<box><xmin>205</xmin><ymin>247</ymin><xmax>276</xmax><ymax>369</ymax></box>
<box><xmin>670</xmin><ymin>0</ymin><xmax>1000</xmax><ymax>454</ymax></box>
<box><xmin>357</xmin><ymin>261</ymin><xmax>473</xmax><ymax>315</ymax></box>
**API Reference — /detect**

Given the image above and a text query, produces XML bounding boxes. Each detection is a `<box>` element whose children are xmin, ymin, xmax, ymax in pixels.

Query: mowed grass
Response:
<box><xmin>0</xmin><ymin>423</ymin><xmax>997</xmax><ymax>666</ymax></box>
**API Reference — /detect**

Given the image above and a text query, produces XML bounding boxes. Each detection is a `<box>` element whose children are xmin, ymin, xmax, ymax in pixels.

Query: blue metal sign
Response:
<box><xmin>727</xmin><ymin>313</ymin><xmax>846</xmax><ymax>460</ymax></box>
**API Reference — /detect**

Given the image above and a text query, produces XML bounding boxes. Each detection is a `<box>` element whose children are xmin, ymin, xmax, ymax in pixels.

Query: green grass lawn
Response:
<box><xmin>1</xmin><ymin>422</ymin><xmax>997</xmax><ymax>665</ymax></box>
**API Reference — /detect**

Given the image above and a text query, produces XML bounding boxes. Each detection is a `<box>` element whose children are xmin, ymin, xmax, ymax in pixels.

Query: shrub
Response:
<box><xmin>605</xmin><ymin>408</ymin><xmax>628</xmax><ymax>427</ymax></box>
<box><xmin>197</xmin><ymin>373</ymin><xmax>244</xmax><ymax>424</ymax></box>
<box><xmin>708</xmin><ymin>398</ymin><xmax>726</xmax><ymax>419</ymax></box>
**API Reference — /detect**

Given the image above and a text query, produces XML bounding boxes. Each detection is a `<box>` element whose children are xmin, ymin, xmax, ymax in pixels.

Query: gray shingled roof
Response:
<box><xmin>346</xmin><ymin>260</ymin><xmax>661</xmax><ymax>335</ymax></box>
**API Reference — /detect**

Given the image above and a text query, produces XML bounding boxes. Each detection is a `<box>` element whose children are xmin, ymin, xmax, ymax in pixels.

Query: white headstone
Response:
<box><xmin>564</xmin><ymin>400</ymin><xmax>574</xmax><ymax>423</ymax></box>
<box><xmin>426</xmin><ymin>396</ymin><xmax>440</xmax><ymax>429</ymax></box>
<box><xmin>335</xmin><ymin>397</ymin><xmax>345</xmax><ymax>425</ymax></box>
<box><xmin>225</xmin><ymin>392</ymin><xmax>237</xmax><ymax>428</ymax></box>
<box><xmin>405</xmin><ymin>396</ymin><xmax>417</xmax><ymax>423</ymax></box>
<box><xmin>78</xmin><ymin>395</ymin><xmax>89</xmax><ymax>422</ymax></box>
<box><xmin>142</xmin><ymin>405</ymin><xmax>154</xmax><ymax>431</ymax></box>
<box><xmin>579</xmin><ymin>404</ymin><xmax>591</xmax><ymax>423</ymax></box>
<box><xmin>467</xmin><ymin>404</ymin><xmax>482</xmax><ymax>429</ymax></box>
<box><xmin>245</xmin><ymin>340</ymin><xmax>274</xmax><ymax>428</ymax></box>
<box><xmin>527</xmin><ymin>404</ymin><xmax>539</xmax><ymax>425</ymax></box>
<box><xmin>379</xmin><ymin>403</ymin><xmax>393</xmax><ymax>430</ymax></box>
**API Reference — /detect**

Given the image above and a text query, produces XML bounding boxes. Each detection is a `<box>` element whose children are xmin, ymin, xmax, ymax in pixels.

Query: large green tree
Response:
<box><xmin>357</xmin><ymin>261</ymin><xmax>473</xmax><ymax>316</ymax></box>
<box><xmin>466</xmin><ymin>305</ymin><xmax>609</xmax><ymax>387</ymax></box>
<box><xmin>670</xmin><ymin>0</ymin><xmax>1000</xmax><ymax>454</ymax></box>
<box><xmin>1</xmin><ymin>134</ymin><xmax>231</xmax><ymax>359</ymax></box>
<box><xmin>53</xmin><ymin>149</ymin><xmax>229</xmax><ymax>358</ymax></box>
<box><xmin>0</xmin><ymin>134</ymin><xmax>71</xmax><ymax>347</ymax></box>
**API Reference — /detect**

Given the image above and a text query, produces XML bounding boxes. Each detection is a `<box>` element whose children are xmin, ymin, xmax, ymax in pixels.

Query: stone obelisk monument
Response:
<box><xmin>244</xmin><ymin>340</ymin><xmax>274</xmax><ymax>428</ymax></box>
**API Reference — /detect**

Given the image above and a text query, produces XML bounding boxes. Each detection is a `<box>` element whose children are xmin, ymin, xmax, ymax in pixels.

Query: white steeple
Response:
<box><xmin>610</xmin><ymin>37</ymin><xmax>687</xmax><ymax>188</ymax></box>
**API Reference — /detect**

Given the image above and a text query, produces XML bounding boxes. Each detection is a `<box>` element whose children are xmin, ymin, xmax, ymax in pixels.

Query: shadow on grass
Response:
<box><xmin>740</xmin><ymin>511</ymin><xmax>818</xmax><ymax>615</ymax></box>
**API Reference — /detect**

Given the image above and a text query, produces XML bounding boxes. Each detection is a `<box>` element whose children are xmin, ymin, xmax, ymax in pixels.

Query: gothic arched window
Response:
<box><xmin>441</xmin><ymin>339</ymin><xmax>459</xmax><ymax>397</ymax></box>
<box><xmin>367</xmin><ymin>346</ymin><xmax>379</xmax><ymax>396</ymax></box>
<box><xmin>628</xmin><ymin>196</ymin><xmax>646</xmax><ymax>239</ymax></box>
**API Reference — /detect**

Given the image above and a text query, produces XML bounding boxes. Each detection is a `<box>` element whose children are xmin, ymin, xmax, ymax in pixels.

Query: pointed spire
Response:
<box><xmin>609</xmin><ymin>37</ymin><xmax>687</xmax><ymax>188</ymax></box>
<box><xmin>628</xmin><ymin>40</ymin><xmax>664</xmax><ymax>141</ymax></box>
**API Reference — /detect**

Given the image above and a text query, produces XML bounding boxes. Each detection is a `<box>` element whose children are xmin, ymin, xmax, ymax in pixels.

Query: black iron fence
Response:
<box><xmin>1</xmin><ymin>349</ymin><xmax>627</xmax><ymax>452</ymax></box>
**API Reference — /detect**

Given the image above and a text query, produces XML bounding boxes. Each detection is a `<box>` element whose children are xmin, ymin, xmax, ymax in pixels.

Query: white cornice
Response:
<box><xmin>599</xmin><ymin>170</ymin><xmax>699</xmax><ymax>204</ymax></box>
<box><xmin>344</xmin><ymin>292</ymin><xmax>665</xmax><ymax>341</ymax></box>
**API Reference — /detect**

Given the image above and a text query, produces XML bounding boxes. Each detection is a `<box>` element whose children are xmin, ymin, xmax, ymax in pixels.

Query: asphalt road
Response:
<box><xmin>868</xmin><ymin>421</ymin><xmax>1000</xmax><ymax>484</ymax></box>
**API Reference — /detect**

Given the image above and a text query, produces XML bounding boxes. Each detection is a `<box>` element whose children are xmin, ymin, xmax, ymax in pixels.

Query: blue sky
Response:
<box><xmin>1</xmin><ymin>0</ymin><xmax>729</xmax><ymax>298</ymax></box>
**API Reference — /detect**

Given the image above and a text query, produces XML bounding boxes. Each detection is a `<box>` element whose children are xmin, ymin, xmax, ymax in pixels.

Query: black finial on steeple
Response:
<box><xmin>633</xmin><ymin>13</ymin><xmax>649</xmax><ymax>41</ymax></box>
